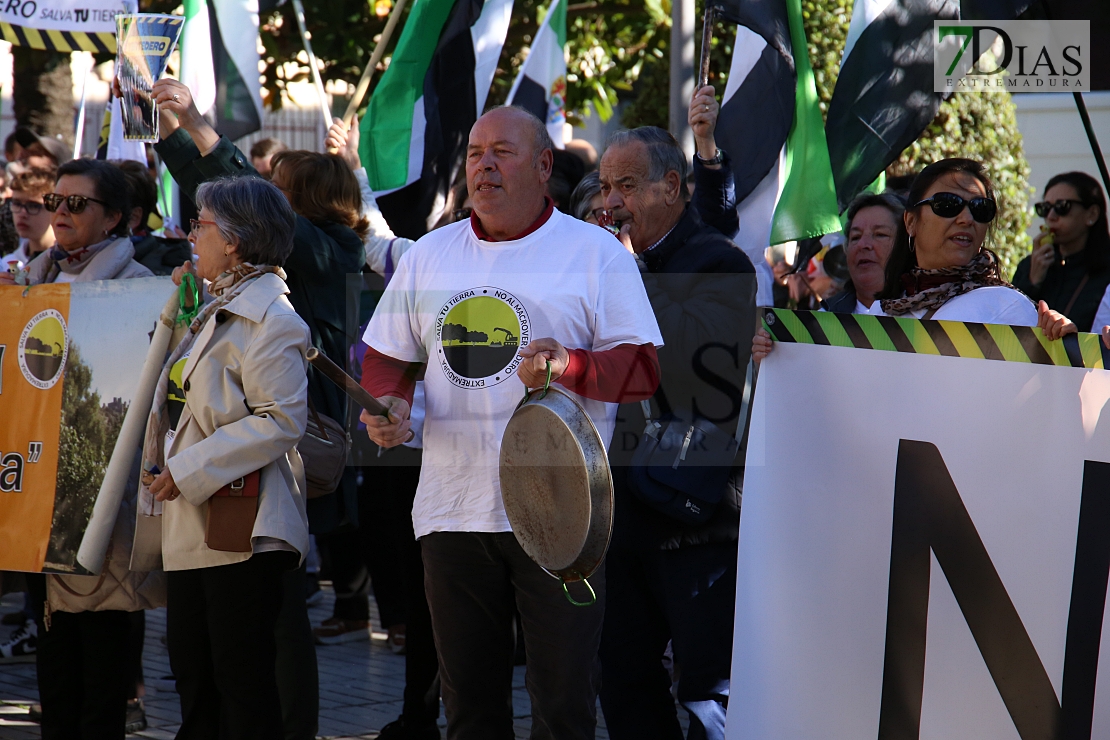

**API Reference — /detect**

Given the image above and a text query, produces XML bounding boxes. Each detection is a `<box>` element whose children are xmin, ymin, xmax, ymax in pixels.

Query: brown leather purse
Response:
<box><xmin>205</xmin><ymin>470</ymin><xmax>261</xmax><ymax>552</ymax></box>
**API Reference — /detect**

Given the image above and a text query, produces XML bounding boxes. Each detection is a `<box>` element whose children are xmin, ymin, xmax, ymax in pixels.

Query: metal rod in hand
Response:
<box><xmin>697</xmin><ymin>5</ymin><xmax>715</xmax><ymax>90</ymax></box>
<box><xmin>290</xmin><ymin>0</ymin><xmax>334</xmax><ymax>135</ymax></box>
<box><xmin>1074</xmin><ymin>92</ymin><xmax>1110</xmax><ymax>202</ymax></box>
<box><xmin>305</xmin><ymin>347</ymin><xmax>389</xmax><ymax>417</ymax></box>
<box><xmin>342</xmin><ymin>0</ymin><xmax>410</xmax><ymax>127</ymax></box>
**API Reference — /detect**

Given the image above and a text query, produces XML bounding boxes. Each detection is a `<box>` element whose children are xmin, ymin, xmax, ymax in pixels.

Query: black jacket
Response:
<box><xmin>822</xmin><ymin>286</ymin><xmax>859</xmax><ymax>314</ymax></box>
<box><xmin>1012</xmin><ymin>247</ymin><xmax>1110</xmax><ymax>332</ymax></box>
<box><xmin>691</xmin><ymin>150</ymin><xmax>739</xmax><ymax>238</ymax></box>
<box><xmin>610</xmin><ymin>205</ymin><xmax>756</xmax><ymax>550</ymax></box>
<box><xmin>155</xmin><ymin>129</ymin><xmax>366</xmax><ymax>533</ymax></box>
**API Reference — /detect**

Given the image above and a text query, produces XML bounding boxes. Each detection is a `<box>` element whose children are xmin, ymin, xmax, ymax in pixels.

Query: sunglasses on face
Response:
<box><xmin>912</xmin><ymin>192</ymin><xmax>997</xmax><ymax>223</ymax></box>
<box><xmin>9</xmin><ymin>199</ymin><xmax>44</xmax><ymax>215</ymax></box>
<box><xmin>43</xmin><ymin>193</ymin><xmax>110</xmax><ymax>214</ymax></box>
<box><xmin>1035</xmin><ymin>199</ymin><xmax>1086</xmax><ymax>218</ymax></box>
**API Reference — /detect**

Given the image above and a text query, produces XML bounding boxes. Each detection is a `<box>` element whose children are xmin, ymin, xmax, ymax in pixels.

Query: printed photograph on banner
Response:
<box><xmin>116</xmin><ymin>13</ymin><xmax>183</xmax><ymax>141</ymax></box>
<box><xmin>43</xmin><ymin>278</ymin><xmax>171</xmax><ymax>573</ymax></box>
<box><xmin>933</xmin><ymin>20</ymin><xmax>1090</xmax><ymax>93</ymax></box>
<box><xmin>729</xmin><ymin>311</ymin><xmax>1110</xmax><ymax>740</ymax></box>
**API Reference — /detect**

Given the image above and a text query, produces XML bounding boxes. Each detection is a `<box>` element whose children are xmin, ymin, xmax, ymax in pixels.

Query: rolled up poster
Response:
<box><xmin>116</xmin><ymin>14</ymin><xmax>184</xmax><ymax>141</ymax></box>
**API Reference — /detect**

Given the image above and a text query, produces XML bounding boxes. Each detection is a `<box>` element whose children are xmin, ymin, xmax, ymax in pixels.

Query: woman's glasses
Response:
<box><xmin>189</xmin><ymin>218</ymin><xmax>219</xmax><ymax>232</ymax></box>
<box><xmin>43</xmin><ymin>193</ymin><xmax>110</xmax><ymax>214</ymax></box>
<box><xmin>1034</xmin><ymin>199</ymin><xmax>1085</xmax><ymax>218</ymax></box>
<box><xmin>912</xmin><ymin>192</ymin><xmax>997</xmax><ymax>223</ymax></box>
<box><xmin>9</xmin><ymin>199</ymin><xmax>44</xmax><ymax>215</ymax></box>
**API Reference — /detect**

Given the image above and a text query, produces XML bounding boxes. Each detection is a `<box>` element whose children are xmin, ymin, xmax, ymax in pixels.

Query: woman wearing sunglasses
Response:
<box><xmin>753</xmin><ymin>159</ymin><xmax>1076</xmax><ymax>361</ymax></box>
<box><xmin>0</xmin><ymin>166</ymin><xmax>56</xmax><ymax>270</ymax></box>
<box><xmin>0</xmin><ymin>159</ymin><xmax>152</xmax><ymax>285</ymax></box>
<box><xmin>1013</xmin><ymin>172</ymin><xmax>1110</xmax><ymax>332</ymax></box>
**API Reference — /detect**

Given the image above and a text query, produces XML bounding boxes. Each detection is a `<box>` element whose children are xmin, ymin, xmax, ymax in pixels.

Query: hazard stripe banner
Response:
<box><xmin>761</xmin><ymin>307</ymin><xmax>1110</xmax><ymax>369</ymax></box>
<box><xmin>728</xmin><ymin>308</ymin><xmax>1110</xmax><ymax>739</ymax></box>
<box><xmin>0</xmin><ymin>21</ymin><xmax>116</xmax><ymax>52</ymax></box>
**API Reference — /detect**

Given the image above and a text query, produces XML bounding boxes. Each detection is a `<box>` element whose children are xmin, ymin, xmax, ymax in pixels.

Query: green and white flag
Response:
<box><xmin>506</xmin><ymin>0</ymin><xmax>567</xmax><ymax>147</ymax></box>
<box><xmin>360</xmin><ymin>0</ymin><xmax>514</xmax><ymax>238</ymax></box>
<box><xmin>768</xmin><ymin>0</ymin><xmax>841</xmax><ymax>245</ymax></box>
<box><xmin>180</xmin><ymin>0</ymin><xmax>264</xmax><ymax>140</ymax></box>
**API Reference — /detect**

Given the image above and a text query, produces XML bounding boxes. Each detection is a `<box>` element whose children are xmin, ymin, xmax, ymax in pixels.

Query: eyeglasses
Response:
<box><xmin>9</xmin><ymin>199</ymin><xmax>44</xmax><ymax>215</ymax></box>
<box><xmin>1035</xmin><ymin>199</ymin><xmax>1086</xmax><ymax>218</ymax></box>
<box><xmin>912</xmin><ymin>192</ymin><xmax>997</xmax><ymax>223</ymax></box>
<box><xmin>43</xmin><ymin>193</ymin><xmax>110</xmax><ymax>214</ymax></box>
<box><xmin>189</xmin><ymin>218</ymin><xmax>219</xmax><ymax>232</ymax></box>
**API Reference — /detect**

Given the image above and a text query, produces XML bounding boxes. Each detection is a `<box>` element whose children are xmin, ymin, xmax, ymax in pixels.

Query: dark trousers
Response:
<box><xmin>598</xmin><ymin>540</ymin><xmax>737</xmax><ymax>740</ymax></box>
<box><xmin>167</xmin><ymin>551</ymin><xmax>296</xmax><ymax>740</ymax></box>
<box><xmin>371</xmin><ymin>463</ymin><xmax>441</xmax><ymax>727</ymax></box>
<box><xmin>275</xmin><ymin>565</ymin><xmax>319</xmax><ymax>740</ymax></box>
<box><xmin>421</xmin><ymin>531</ymin><xmax>604</xmax><ymax>740</ymax></box>
<box><xmin>35</xmin><ymin>603</ymin><xmax>131</xmax><ymax>740</ymax></box>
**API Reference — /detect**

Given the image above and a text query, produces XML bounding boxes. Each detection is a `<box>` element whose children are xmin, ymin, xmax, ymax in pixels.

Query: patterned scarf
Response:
<box><xmin>138</xmin><ymin>263</ymin><xmax>286</xmax><ymax>515</ymax></box>
<box><xmin>880</xmin><ymin>250</ymin><xmax>1010</xmax><ymax>316</ymax></box>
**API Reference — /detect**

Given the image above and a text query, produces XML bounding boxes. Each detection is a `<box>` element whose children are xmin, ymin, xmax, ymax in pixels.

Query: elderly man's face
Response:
<box><xmin>599</xmin><ymin>141</ymin><xmax>681</xmax><ymax>252</ymax></box>
<box><xmin>466</xmin><ymin>109</ymin><xmax>551</xmax><ymax>223</ymax></box>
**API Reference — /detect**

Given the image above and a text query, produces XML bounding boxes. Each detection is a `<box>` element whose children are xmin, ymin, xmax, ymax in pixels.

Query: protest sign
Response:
<box><xmin>0</xmin><ymin>0</ymin><xmax>136</xmax><ymax>53</ymax></box>
<box><xmin>0</xmin><ymin>278</ymin><xmax>173</xmax><ymax>574</ymax></box>
<box><xmin>729</xmin><ymin>309</ymin><xmax>1110</xmax><ymax>740</ymax></box>
<box><xmin>116</xmin><ymin>13</ymin><xmax>183</xmax><ymax>141</ymax></box>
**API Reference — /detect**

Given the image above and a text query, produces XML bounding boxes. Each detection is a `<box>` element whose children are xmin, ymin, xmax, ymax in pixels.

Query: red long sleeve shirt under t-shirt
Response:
<box><xmin>360</xmin><ymin>201</ymin><xmax>660</xmax><ymax>406</ymax></box>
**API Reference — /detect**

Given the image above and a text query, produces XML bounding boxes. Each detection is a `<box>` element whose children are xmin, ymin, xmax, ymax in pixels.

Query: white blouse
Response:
<box><xmin>865</xmin><ymin>286</ymin><xmax>1038</xmax><ymax>326</ymax></box>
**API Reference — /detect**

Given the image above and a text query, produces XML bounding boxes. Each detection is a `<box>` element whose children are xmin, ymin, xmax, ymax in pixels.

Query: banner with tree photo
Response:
<box><xmin>729</xmin><ymin>308</ymin><xmax>1110</xmax><ymax>740</ymax></box>
<box><xmin>0</xmin><ymin>278</ymin><xmax>173</xmax><ymax>574</ymax></box>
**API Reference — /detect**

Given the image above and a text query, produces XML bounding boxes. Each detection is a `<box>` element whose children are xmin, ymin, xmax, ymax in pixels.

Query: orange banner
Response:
<box><xmin>0</xmin><ymin>284</ymin><xmax>69</xmax><ymax>571</ymax></box>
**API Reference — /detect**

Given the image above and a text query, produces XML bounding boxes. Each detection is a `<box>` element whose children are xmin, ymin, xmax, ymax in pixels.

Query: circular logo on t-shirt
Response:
<box><xmin>18</xmin><ymin>309</ymin><xmax>68</xmax><ymax>389</ymax></box>
<box><xmin>435</xmin><ymin>287</ymin><xmax>531</xmax><ymax>389</ymax></box>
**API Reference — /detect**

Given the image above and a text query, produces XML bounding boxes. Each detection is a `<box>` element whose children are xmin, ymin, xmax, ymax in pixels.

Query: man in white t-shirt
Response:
<box><xmin>359</xmin><ymin>107</ymin><xmax>663</xmax><ymax>740</ymax></box>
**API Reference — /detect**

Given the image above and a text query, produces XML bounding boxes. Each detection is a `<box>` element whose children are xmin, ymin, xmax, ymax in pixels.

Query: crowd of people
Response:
<box><xmin>0</xmin><ymin>70</ymin><xmax>1107</xmax><ymax>740</ymax></box>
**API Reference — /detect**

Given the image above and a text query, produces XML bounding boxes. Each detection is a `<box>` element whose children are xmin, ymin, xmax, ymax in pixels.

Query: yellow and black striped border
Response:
<box><xmin>0</xmin><ymin>22</ymin><xmax>116</xmax><ymax>54</ymax></box>
<box><xmin>762</xmin><ymin>308</ymin><xmax>1110</xmax><ymax>369</ymax></box>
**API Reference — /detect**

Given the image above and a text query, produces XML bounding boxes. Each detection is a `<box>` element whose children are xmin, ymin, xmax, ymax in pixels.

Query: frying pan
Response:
<box><xmin>499</xmin><ymin>378</ymin><xmax>613</xmax><ymax>607</ymax></box>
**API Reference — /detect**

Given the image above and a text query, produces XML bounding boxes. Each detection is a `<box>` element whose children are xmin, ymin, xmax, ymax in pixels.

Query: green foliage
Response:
<box><xmin>47</xmin><ymin>345</ymin><xmax>128</xmax><ymax>571</ymax></box>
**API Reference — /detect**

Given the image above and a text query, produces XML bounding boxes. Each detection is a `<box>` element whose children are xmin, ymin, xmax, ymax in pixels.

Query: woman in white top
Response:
<box><xmin>754</xmin><ymin>158</ymin><xmax>1078</xmax><ymax>360</ymax></box>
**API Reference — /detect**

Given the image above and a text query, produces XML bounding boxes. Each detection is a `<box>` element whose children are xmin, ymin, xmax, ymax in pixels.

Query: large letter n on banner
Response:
<box><xmin>878</xmin><ymin>440</ymin><xmax>1110</xmax><ymax>740</ymax></box>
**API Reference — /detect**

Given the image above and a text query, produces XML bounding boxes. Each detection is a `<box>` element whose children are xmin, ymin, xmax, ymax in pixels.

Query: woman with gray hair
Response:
<box><xmin>134</xmin><ymin>176</ymin><xmax>312</xmax><ymax>739</ymax></box>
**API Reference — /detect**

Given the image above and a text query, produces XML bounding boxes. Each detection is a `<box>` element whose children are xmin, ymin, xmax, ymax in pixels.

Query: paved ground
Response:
<box><xmin>0</xmin><ymin>586</ymin><xmax>661</xmax><ymax>739</ymax></box>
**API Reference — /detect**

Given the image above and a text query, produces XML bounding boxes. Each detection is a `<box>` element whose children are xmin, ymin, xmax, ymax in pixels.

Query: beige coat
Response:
<box><xmin>26</xmin><ymin>236</ymin><xmax>153</xmax><ymax>284</ymax></box>
<box><xmin>131</xmin><ymin>273</ymin><xmax>312</xmax><ymax>572</ymax></box>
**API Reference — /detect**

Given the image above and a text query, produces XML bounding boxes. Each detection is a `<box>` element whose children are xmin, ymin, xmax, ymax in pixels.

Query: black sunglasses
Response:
<box><xmin>912</xmin><ymin>192</ymin><xmax>997</xmax><ymax>223</ymax></box>
<box><xmin>43</xmin><ymin>193</ymin><xmax>110</xmax><ymax>214</ymax></box>
<box><xmin>1035</xmin><ymin>199</ymin><xmax>1086</xmax><ymax>218</ymax></box>
<box><xmin>9</xmin><ymin>199</ymin><xmax>44</xmax><ymax>215</ymax></box>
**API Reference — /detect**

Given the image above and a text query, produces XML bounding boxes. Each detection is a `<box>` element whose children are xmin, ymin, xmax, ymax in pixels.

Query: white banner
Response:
<box><xmin>730</xmin><ymin>320</ymin><xmax>1110</xmax><ymax>739</ymax></box>
<box><xmin>0</xmin><ymin>0</ymin><xmax>135</xmax><ymax>34</ymax></box>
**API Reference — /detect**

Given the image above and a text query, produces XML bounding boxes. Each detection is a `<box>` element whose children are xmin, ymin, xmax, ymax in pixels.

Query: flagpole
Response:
<box><xmin>1074</xmin><ymin>92</ymin><xmax>1110</xmax><ymax>201</ymax></box>
<box><xmin>290</xmin><ymin>0</ymin><xmax>333</xmax><ymax>135</ymax></box>
<box><xmin>697</xmin><ymin>5</ymin><xmax>715</xmax><ymax>89</ymax></box>
<box><xmin>342</xmin><ymin>0</ymin><xmax>410</xmax><ymax>127</ymax></box>
<box><xmin>73</xmin><ymin>55</ymin><xmax>91</xmax><ymax>159</ymax></box>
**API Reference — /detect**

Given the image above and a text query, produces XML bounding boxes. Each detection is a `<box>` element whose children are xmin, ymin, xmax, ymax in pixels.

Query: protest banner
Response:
<box><xmin>0</xmin><ymin>0</ymin><xmax>136</xmax><ymax>53</ymax></box>
<box><xmin>729</xmin><ymin>309</ymin><xmax>1110</xmax><ymax>740</ymax></box>
<box><xmin>116</xmin><ymin>13</ymin><xmax>183</xmax><ymax>141</ymax></box>
<box><xmin>0</xmin><ymin>278</ymin><xmax>174</xmax><ymax>574</ymax></box>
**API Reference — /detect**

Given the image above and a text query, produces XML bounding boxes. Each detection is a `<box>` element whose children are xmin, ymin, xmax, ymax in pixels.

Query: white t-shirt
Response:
<box><xmin>1092</xmin><ymin>283</ymin><xmax>1110</xmax><ymax>333</ymax></box>
<box><xmin>866</xmin><ymin>285</ymin><xmax>1038</xmax><ymax>326</ymax></box>
<box><xmin>363</xmin><ymin>209</ymin><xmax>663</xmax><ymax>538</ymax></box>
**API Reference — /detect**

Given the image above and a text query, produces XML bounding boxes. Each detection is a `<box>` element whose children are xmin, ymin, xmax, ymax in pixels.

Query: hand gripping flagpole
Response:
<box><xmin>342</xmin><ymin>0</ymin><xmax>410</xmax><ymax>127</ymax></box>
<box><xmin>290</xmin><ymin>0</ymin><xmax>334</xmax><ymax>135</ymax></box>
